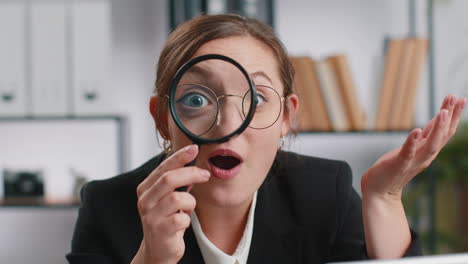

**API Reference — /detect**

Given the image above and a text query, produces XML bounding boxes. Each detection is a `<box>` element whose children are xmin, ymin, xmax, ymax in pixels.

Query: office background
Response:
<box><xmin>0</xmin><ymin>0</ymin><xmax>467</xmax><ymax>263</ymax></box>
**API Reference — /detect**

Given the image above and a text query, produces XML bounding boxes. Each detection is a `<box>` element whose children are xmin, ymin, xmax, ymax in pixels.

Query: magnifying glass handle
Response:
<box><xmin>175</xmin><ymin>157</ymin><xmax>197</xmax><ymax>192</ymax></box>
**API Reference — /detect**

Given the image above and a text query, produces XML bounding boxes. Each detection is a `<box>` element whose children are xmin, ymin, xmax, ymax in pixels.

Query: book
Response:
<box><xmin>387</xmin><ymin>38</ymin><xmax>416</xmax><ymax>130</ymax></box>
<box><xmin>375</xmin><ymin>38</ymin><xmax>405</xmax><ymax>131</ymax></box>
<box><xmin>328</xmin><ymin>55</ymin><xmax>367</xmax><ymax>131</ymax></box>
<box><xmin>290</xmin><ymin>56</ymin><xmax>332</xmax><ymax>131</ymax></box>
<box><xmin>399</xmin><ymin>37</ymin><xmax>429</xmax><ymax>130</ymax></box>
<box><xmin>316</xmin><ymin>59</ymin><xmax>350</xmax><ymax>131</ymax></box>
<box><xmin>290</xmin><ymin>57</ymin><xmax>314</xmax><ymax>131</ymax></box>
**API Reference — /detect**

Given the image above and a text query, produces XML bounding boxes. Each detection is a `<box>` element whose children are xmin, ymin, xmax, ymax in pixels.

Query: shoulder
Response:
<box><xmin>274</xmin><ymin>150</ymin><xmax>353</xmax><ymax>188</ymax></box>
<box><xmin>265</xmin><ymin>151</ymin><xmax>356</xmax><ymax>225</ymax></box>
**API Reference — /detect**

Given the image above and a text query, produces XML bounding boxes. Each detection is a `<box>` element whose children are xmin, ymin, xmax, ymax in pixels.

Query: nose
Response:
<box><xmin>210</xmin><ymin>95</ymin><xmax>244</xmax><ymax>138</ymax></box>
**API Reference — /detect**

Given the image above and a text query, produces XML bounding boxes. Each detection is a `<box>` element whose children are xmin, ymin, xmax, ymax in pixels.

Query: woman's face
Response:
<box><xmin>155</xmin><ymin>36</ymin><xmax>298</xmax><ymax>208</ymax></box>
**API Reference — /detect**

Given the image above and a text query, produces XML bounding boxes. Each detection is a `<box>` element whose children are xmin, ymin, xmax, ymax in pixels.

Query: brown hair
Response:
<box><xmin>153</xmin><ymin>14</ymin><xmax>295</xmax><ymax>134</ymax></box>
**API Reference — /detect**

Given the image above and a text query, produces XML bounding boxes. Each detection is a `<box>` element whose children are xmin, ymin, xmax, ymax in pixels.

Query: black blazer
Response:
<box><xmin>66</xmin><ymin>150</ymin><xmax>422</xmax><ymax>264</ymax></box>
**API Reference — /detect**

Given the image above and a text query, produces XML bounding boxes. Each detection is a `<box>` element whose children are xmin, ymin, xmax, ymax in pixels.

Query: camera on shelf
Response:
<box><xmin>3</xmin><ymin>169</ymin><xmax>44</xmax><ymax>198</ymax></box>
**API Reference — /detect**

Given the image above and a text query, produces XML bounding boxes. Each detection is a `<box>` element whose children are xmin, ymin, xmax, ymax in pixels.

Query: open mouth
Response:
<box><xmin>209</xmin><ymin>155</ymin><xmax>241</xmax><ymax>170</ymax></box>
<box><xmin>207</xmin><ymin>149</ymin><xmax>243</xmax><ymax>180</ymax></box>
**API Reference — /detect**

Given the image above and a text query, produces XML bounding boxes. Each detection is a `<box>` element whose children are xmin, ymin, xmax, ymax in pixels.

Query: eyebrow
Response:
<box><xmin>186</xmin><ymin>66</ymin><xmax>274</xmax><ymax>88</ymax></box>
<box><xmin>250</xmin><ymin>71</ymin><xmax>273</xmax><ymax>85</ymax></box>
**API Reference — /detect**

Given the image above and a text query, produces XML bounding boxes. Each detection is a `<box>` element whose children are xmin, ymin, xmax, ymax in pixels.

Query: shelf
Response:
<box><xmin>297</xmin><ymin>130</ymin><xmax>413</xmax><ymax>135</ymax></box>
<box><xmin>0</xmin><ymin>197</ymin><xmax>80</xmax><ymax>208</ymax></box>
<box><xmin>0</xmin><ymin>115</ymin><xmax>123</xmax><ymax>121</ymax></box>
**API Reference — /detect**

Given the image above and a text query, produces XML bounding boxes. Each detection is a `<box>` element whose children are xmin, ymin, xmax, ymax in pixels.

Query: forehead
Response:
<box><xmin>192</xmin><ymin>36</ymin><xmax>282</xmax><ymax>88</ymax></box>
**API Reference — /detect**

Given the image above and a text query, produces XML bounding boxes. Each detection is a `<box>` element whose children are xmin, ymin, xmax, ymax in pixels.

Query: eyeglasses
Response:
<box><xmin>164</xmin><ymin>84</ymin><xmax>284</xmax><ymax>135</ymax></box>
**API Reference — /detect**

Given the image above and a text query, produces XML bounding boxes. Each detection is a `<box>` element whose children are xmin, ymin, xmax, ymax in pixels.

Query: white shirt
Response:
<box><xmin>190</xmin><ymin>192</ymin><xmax>257</xmax><ymax>264</ymax></box>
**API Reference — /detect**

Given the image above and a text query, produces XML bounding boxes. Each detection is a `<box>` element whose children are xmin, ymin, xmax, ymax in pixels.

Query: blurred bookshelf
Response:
<box><xmin>0</xmin><ymin>0</ymin><xmax>116</xmax><ymax>207</ymax></box>
<box><xmin>167</xmin><ymin>0</ymin><xmax>433</xmax><ymax>133</ymax></box>
<box><xmin>0</xmin><ymin>197</ymin><xmax>80</xmax><ymax>208</ymax></box>
<box><xmin>0</xmin><ymin>116</ymin><xmax>126</xmax><ymax>208</ymax></box>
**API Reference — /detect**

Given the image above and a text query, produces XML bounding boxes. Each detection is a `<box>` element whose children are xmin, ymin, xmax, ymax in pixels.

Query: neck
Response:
<box><xmin>195</xmin><ymin>195</ymin><xmax>254</xmax><ymax>255</ymax></box>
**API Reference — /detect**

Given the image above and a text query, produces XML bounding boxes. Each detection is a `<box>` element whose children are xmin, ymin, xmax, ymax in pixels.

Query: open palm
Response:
<box><xmin>361</xmin><ymin>95</ymin><xmax>467</xmax><ymax>197</ymax></box>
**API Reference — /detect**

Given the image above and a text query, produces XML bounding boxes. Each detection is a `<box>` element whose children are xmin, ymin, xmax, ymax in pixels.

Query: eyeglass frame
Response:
<box><xmin>164</xmin><ymin>83</ymin><xmax>285</xmax><ymax>133</ymax></box>
<box><xmin>168</xmin><ymin>54</ymin><xmax>258</xmax><ymax>145</ymax></box>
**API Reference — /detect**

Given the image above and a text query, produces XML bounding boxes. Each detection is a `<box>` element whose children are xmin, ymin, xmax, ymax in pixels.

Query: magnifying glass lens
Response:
<box><xmin>173</xmin><ymin>58</ymin><xmax>252</xmax><ymax>141</ymax></box>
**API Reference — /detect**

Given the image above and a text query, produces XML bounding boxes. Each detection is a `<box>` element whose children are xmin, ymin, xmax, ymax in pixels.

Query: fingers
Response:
<box><xmin>139</xmin><ymin>189</ymin><xmax>196</xmax><ymax>217</ymax></box>
<box><xmin>440</xmin><ymin>95</ymin><xmax>458</xmax><ymax>137</ymax></box>
<box><xmin>420</xmin><ymin>95</ymin><xmax>466</xmax><ymax>161</ymax></box>
<box><xmin>160</xmin><ymin>212</ymin><xmax>191</xmax><ymax>235</ymax></box>
<box><xmin>447</xmin><ymin>97</ymin><xmax>467</xmax><ymax>139</ymax></box>
<box><xmin>135</xmin><ymin>146</ymin><xmax>201</xmax><ymax>264</ymax></box>
<box><xmin>138</xmin><ymin>144</ymin><xmax>199</xmax><ymax>197</ymax></box>
<box><xmin>420</xmin><ymin>109</ymin><xmax>449</xmax><ymax>161</ymax></box>
<box><xmin>157</xmin><ymin>144</ymin><xmax>199</xmax><ymax>175</ymax></box>
<box><xmin>158</xmin><ymin>191</ymin><xmax>197</xmax><ymax>216</ymax></box>
<box><xmin>141</xmin><ymin>211</ymin><xmax>191</xmax><ymax>240</ymax></box>
<box><xmin>138</xmin><ymin>166</ymin><xmax>210</xmax><ymax>212</ymax></box>
<box><xmin>421</xmin><ymin>117</ymin><xmax>435</xmax><ymax>140</ymax></box>
<box><xmin>399</xmin><ymin>128</ymin><xmax>421</xmax><ymax>163</ymax></box>
<box><xmin>421</xmin><ymin>95</ymin><xmax>452</xmax><ymax>139</ymax></box>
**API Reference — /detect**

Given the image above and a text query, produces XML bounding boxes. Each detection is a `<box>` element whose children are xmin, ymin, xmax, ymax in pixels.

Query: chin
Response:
<box><xmin>193</xmin><ymin>180</ymin><xmax>256</xmax><ymax>209</ymax></box>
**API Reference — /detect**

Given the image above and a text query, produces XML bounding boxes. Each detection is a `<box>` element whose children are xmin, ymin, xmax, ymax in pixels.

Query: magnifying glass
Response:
<box><xmin>168</xmin><ymin>54</ymin><xmax>258</xmax><ymax>191</ymax></box>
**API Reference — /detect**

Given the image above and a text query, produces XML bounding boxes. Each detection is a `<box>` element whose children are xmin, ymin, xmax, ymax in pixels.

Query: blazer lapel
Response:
<box><xmin>247</xmin><ymin>158</ymin><xmax>305</xmax><ymax>264</ymax></box>
<box><xmin>179</xmin><ymin>225</ymin><xmax>205</xmax><ymax>264</ymax></box>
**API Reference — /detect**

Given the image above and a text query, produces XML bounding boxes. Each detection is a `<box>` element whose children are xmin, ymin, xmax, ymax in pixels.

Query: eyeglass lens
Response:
<box><xmin>174</xmin><ymin>59</ymin><xmax>282</xmax><ymax>140</ymax></box>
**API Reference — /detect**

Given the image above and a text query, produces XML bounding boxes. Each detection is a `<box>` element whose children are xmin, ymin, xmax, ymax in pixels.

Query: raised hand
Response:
<box><xmin>361</xmin><ymin>94</ymin><xmax>467</xmax><ymax>198</ymax></box>
<box><xmin>131</xmin><ymin>145</ymin><xmax>210</xmax><ymax>264</ymax></box>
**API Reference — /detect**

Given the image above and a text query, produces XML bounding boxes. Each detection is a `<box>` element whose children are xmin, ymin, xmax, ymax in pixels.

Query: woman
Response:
<box><xmin>67</xmin><ymin>14</ymin><xmax>467</xmax><ymax>264</ymax></box>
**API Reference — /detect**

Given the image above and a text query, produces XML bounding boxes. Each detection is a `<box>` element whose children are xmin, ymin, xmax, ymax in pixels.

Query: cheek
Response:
<box><xmin>244</xmin><ymin>121</ymin><xmax>283</xmax><ymax>171</ymax></box>
<box><xmin>167</xmin><ymin>118</ymin><xmax>192</xmax><ymax>151</ymax></box>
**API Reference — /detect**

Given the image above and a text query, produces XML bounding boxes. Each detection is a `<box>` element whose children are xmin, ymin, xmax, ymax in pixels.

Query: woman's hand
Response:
<box><xmin>131</xmin><ymin>145</ymin><xmax>210</xmax><ymax>264</ymax></box>
<box><xmin>361</xmin><ymin>94</ymin><xmax>467</xmax><ymax>199</ymax></box>
<box><xmin>360</xmin><ymin>95</ymin><xmax>466</xmax><ymax>259</ymax></box>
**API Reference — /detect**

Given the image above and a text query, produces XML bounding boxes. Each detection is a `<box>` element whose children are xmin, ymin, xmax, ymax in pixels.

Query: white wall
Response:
<box><xmin>110</xmin><ymin>0</ymin><xmax>166</xmax><ymax>167</ymax></box>
<box><xmin>0</xmin><ymin>209</ymin><xmax>78</xmax><ymax>264</ymax></box>
<box><xmin>434</xmin><ymin>0</ymin><xmax>468</xmax><ymax>119</ymax></box>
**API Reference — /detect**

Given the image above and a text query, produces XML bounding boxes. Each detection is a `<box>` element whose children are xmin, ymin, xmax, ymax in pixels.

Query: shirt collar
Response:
<box><xmin>190</xmin><ymin>192</ymin><xmax>257</xmax><ymax>264</ymax></box>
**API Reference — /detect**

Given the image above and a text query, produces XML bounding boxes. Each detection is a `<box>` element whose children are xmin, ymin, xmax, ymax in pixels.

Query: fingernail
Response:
<box><xmin>442</xmin><ymin>110</ymin><xmax>448</xmax><ymax>122</ymax></box>
<box><xmin>202</xmin><ymin>170</ymin><xmax>211</xmax><ymax>178</ymax></box>
<box><xmin>450</xmin><ymin>96</ymin><xmax>456</xmax><ymax>106</ymax></box>
<box><xmin>185</xmin><ymin>144</ymin><xmax>197</xmax><ymax>155</ymax></box>
<box><xmin>414</xmin><ymin>130</ymin><xmax>420</xmax><ymax>140</ymax></box>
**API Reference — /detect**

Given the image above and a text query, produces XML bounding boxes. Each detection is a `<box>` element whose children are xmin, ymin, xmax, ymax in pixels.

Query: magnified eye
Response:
<box><xmin>256</xmin><ymin>93</ymin><xmax>267</xmax><ymax>106</ymax></box>
<box><xmin>178</xmin><ymin>92</ymin><xmax>209</xmax><ymax>108</ymax></box>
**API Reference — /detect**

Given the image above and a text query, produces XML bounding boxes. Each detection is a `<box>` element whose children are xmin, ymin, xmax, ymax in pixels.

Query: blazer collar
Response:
<box><xmin>247</xmin><ymin>154</ymin><xmax>306</xmax><ymax>264</ymax></box>
<box><xmin>179</xmin><ymin>226</ymin><xmax>205</xmax><ymax>264</ymax></box>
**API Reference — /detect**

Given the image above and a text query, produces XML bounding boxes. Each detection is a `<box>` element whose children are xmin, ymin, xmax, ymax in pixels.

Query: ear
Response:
<box><xmin>149</xmin><ymin>95</ymin><xmax>170</xmax><ymax>140</ymax></box>
<box><xmin>281</xmin><ymin>93</ymin><xmax>299</xmax><ymax>136</ymax></box>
